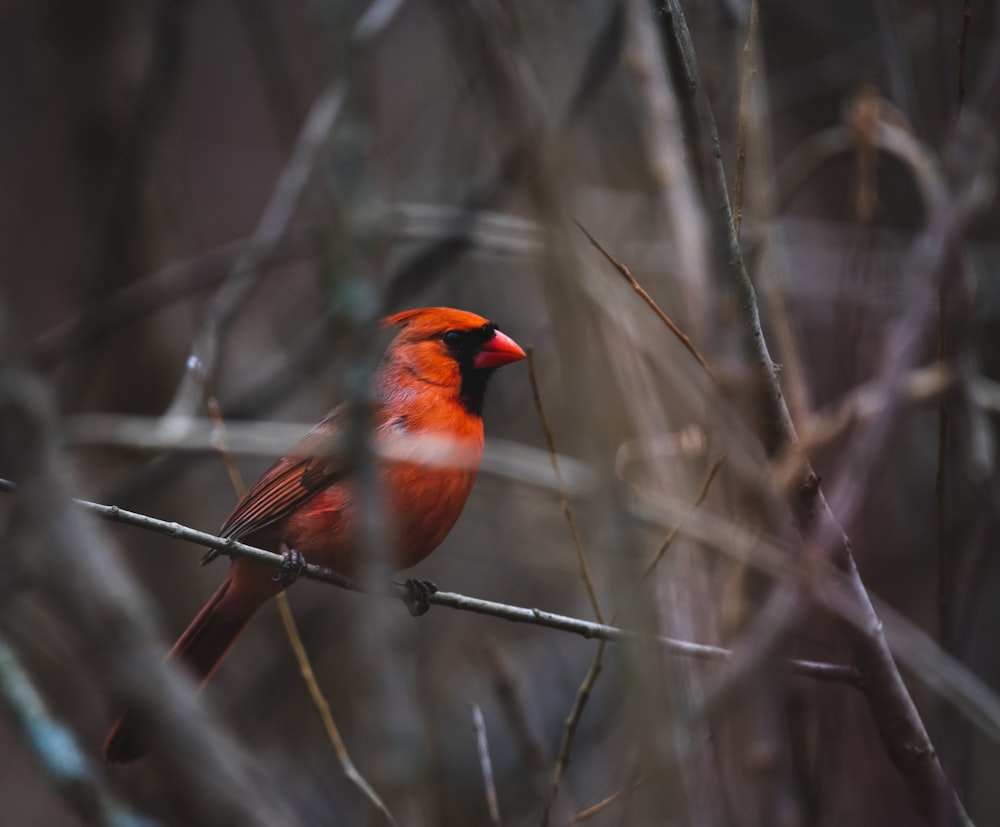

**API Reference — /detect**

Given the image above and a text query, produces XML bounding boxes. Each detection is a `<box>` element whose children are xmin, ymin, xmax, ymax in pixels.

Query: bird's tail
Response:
<box><xmin>102</xmin><ymin>572</ymin><xmax>260</xmax><ymax>764</ymax></box>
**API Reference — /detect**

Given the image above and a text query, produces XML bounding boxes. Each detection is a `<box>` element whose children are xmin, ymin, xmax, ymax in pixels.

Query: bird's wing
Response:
<box><xmin>203</xmin><ymin>403</ymin><xmax>363</xmax><ymax>563</ymax></box>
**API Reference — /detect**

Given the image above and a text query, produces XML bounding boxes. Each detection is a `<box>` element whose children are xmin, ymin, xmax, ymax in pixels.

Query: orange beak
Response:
<box><xmin>473</xmin><ymin>329</ymin><xmax>526</xmax><ymax>370</ymax></box>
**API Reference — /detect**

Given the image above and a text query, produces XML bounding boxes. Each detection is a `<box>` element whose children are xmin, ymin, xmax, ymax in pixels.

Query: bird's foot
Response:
<box><xmin>273</xmin><ymin>543</ymin><xmax>307</xmax><ymax>586</ymax></box>
<box><xmin>400</xmin><ymin>578</ymin><xmax>438</xmax><ymax>617</ymax></box>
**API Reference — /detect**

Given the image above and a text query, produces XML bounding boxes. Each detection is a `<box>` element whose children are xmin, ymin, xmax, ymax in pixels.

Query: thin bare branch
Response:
<box><xmin>161</xmin><ymin>81</ymin><xmax>346</xmax><ymax>428</ymax></box>
<box><xmin>162</xmin><ymin>0</ymin><xmax>411</xmax><ymax>429</ymax></box>
<box><xmin>476</xmin><ymin>644</ymin><xmax>547</xmax><ymax>789</ymax></box>
<box><xmin>641</xmin><ymin>454</ymin><xmax>724</xmax><ymax>581</ymax></box>
<box><xmin>541</xmin><ymin>641</ymin><xmax>607</xmax><ymax>827</ymax></box>
<box><xmin>63</xmin><ymin>413</ymin><xmax>599</xmax><ymax>499</ymax></box>
<box><xmin>526</xmin><ymin>347</ymin><xmax>603</xmax><ymax>623</ymax></box>
<box><xmin>0</xmin><ymin>371</ymin><xmax>291</xmax><ymax>825</ymax></box>
<box><xmin>655</xmin><ymin>1</ymin><xmax>999</xmax><ymax>820</ymax></box>
<box><xmin>0</xmin><ymin>478</ymin><xmax>862</xmax><ymax>688</ymax></box>
<box><xmin>574</xmin><ymin>221</ymin><xmax>717</xmax><ymax>384</ymax></box>
<box><xmin>528</xmin><ymin>346</ymin><xmax>608</xmax><ymax>825</ymax></box>
<box><xmin>624</xmin><ymin>0</ymin><xmax>708</xmax><ymax>324</ymax></box>
<box><xmin>627</xmin><ymin>486</ymin><xmax>1000</xmax><ymax>760</ymax></box>
<box><xmin>275</xmin><ymin>594</ymin><xmax>397</xmax><ymax>826</ymax></box>
<box><xmin>936</xmin><ymin>310</ymin><xmax>951</xmax><ymax>651</ymax></box>
<box><xmin>193</xmin><ymin>375</ymin><xmax>397</xmax><ymax>826</ymax></box>
<box><xmin>731</xmin><ymin>0</ymin><xmax>760</xmax><ymax>238</ymax></box>
<box><xmin>469</xmin><ymin>702</ymin><xmax>502</xmax><ymax>827</ymax></box>
<box><xmin>958</xmin><ymin>1</ymin><xmax>972</xmax><ymax>111</ymax></box>
<box><xmin>774</xmin><ymin>364</ymin><xmax>953</xmax><ymax>493</ymax></box>
<box><xmin>29</xmin><ymin>232</ymin><xmax>312</xmax><ymax>370</ymax></box>
<box><xmin>557</xmin><ymin>776</ymin><xmax>644</xmax><ymax>827</ymax></box>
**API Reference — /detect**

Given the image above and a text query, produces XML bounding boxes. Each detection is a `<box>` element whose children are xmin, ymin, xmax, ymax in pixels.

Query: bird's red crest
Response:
<box><xmin>381</xmin><ymin>307</ymin><xmax>492</xmax><ymax>333</ymax></box>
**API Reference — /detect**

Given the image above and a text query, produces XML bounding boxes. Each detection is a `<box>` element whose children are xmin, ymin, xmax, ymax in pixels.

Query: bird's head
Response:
<box><xmin>382</xmin><ymin>307</ymin><xmax>526</xmax><ymax>416</ymax></box>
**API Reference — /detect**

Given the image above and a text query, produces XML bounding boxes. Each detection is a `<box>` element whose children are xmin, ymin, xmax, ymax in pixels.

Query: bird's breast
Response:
<box><xmin>381</xmin><ymin>429</ymin><xmax>483</xmax><ymax>570</ymax></box>
<box><xmin>270</xmin><ymin>429</ymin><xmax>483</xmax><ymax>576</ymax></box>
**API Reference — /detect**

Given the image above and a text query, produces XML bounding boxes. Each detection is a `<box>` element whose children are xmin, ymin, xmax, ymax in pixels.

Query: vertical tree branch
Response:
<box><xmin>624</xmin><ymin>0</ymin><xmax>709</xmax><ymax>329</ymax></box>
<box><xmin>731</xmin><ymin>0</ymin><xmax>760</xmax><ymax>239</ymax></box>
<box><xmin>653</xmin><ymin>0</ymin><xmax>1000</xmax><ymax>822</ymax></box>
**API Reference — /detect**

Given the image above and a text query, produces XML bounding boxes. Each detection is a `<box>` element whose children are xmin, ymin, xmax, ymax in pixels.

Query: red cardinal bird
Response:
<box><xmin>103</xmin><ymin>307</ymin><xmax>525</xmax><ymax>763</ymax></box>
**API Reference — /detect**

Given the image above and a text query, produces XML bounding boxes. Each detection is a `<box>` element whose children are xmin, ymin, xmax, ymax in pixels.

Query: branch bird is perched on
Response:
<box><xmin>103</xmin><ymin>307</ymin><xmax>525</xmax><ymax>763</ymax></box>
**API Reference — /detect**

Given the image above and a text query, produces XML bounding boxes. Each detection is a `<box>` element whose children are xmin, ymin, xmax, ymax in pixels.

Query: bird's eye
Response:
<box><xmin>443</xmin><ymin>330</ymin><xmax>463</xmax><ymax>347</ymax></box>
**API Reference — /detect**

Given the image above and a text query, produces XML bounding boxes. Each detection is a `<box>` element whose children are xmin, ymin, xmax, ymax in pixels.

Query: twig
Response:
<box><xmin>957</xmin><ymin>1</ymin><xmax>972</xmax><ymax>112</ymax></box>
<box><xmin>476</xmin><ymin>644</ymin><xmax>547</xmax><ymax>788</ymax></box>
<box><xmin>626</xmin><ymin>485</ymin><xmax>1000</xmax><ymax>752</ymax></box>
<box><xmin>101</xmin><ymin>317</ymin><xmax>337</xmax><ymax>508</ymax></box>
<box><xmin>557</xmin><ymin>776</ymin><xmax>644</xmax><ymax>826</ymax></box>
<box><xmin>392</xmin><ymin>203</ymin><xmax>542</xmax><ymax>254</ymax></box>
<box><xmin>469</xmin><ymin>703</ymin><xmax>502</xmax><ymax>827</ymax></box>
<box><xmin>743</xmin><ymin>55</ymin><xmax>815</xmax><ymax>430</ymax></box>
<box><xmin>873</xmin><ymin>0</ymin><xmax>919</xmax><ymax>128</ymax></box>
<box><xmin>624</xmin><ymin>0</ymin><xmax>708</xmax><ymax>323</ymax></box>
<box><xmin>776</xmin><ymin>119</ymin><xmax>948</xmax><ymax>214</ymax></box>
<box><xmin>189</xmin><ymin>362</ymin><xmax>247</xmax><ymax>498</ymax></box>
<box><xmin>32</xmin><ymin>200</ymin><xmax>541</xmax><ymax>371</ymax></box>
<box><xmin>29</xmin><ymin>232</ymin><xmax>312</xmax><ymax>370</ymax></box>
<box><xmin>648</xmin><ymin>60</ymin><xmax>811</xmax><ymax>435</ymax></box>
<box><xmin>774</xmin><ymin>364</ymin><xmax>953</xmax><ymax>492</ymax></box>
<box><xmin>63</xmin><ymin>413</ymin><xmax>598</xmax><ymax>499</ymax></box>
<box><xmin>528</xmin><ymin>347</ymin><xmax>608</xmax><ymax>825</ymax></box>
<box><xmin>0</xmin><ymin>478</ymin><xmax>862</xmax><ymax>687</ymax></box>
<box><xmin>775</xmin><ymin>102</ymin><xmax>993</xmax><ymax>481</ymax></box>
<box><xmin>936</xmin><ymin>300</ymin><xmax>951</xmax><ymax>651</ymax></box>
<box><xmin>731</xmin><ymin>0</ymin><xmax>760</xmax><ymax>239</ymax></box>
<box><xmin>274</xmin><ymin>595</ymin><xmax>397</xmax><ymax>826</ymax></box>
<box><xmin>161</xmin><ymin>80</ymin><xmax>345</xmax><ymax>428</ymax></box>
<box><xmin>0</xmin><ymin>634</ymin><xmax>155</xmax><ymax>827</ymax></box>
<box><xmin>526</xmin><ymin>348</ymin><xmax>604</xmax><ymax>623</ymax></box>
<box><xmin>849</xmin><ymin>82</ymin><xmax>880</xmax><ymax>225</ymax></box>
<box><xmin>381</xmin><ymin>3</ymin><xmax>622</xmax><ymax>313</ymax></box>
<box><xmin>0</xmin><ymin>372</ymin><xmax>290</xmax><ymax>824</ymax></box>
<box><xmin>192</xmin><ymin>366</ymin><xmax>397</xmax><ymax>826</ymax></box>
<box><xmin>574</xmin><ymin>221</ymin><xmax>717</xmax><ymax>384</ymax></box>
<box><xmin>161</xmin><ymin>0</ymin><xmax>417</xmax><ymax>424</ymax></box>
<box><xmin>63</xmin><ymin>0</ymin><xmax>194</xmax><ymax>411</ymax></box>
<box><xmin>942</xmin><ymin>0</ymin><xmax>973</xmax><ymax>652</ymax></box>
<box><xmin>541</xmin><ymin>640</ymin><xmax>607</xmax><ymax>827</ymax></box>
<box><xmin>236</xmin><ymin>0</ymin><xmax>304</xmax><ymax>148</ymax></box>
<box><xmin>641</xmin><ymin>454</ymin><xmax>724</xmax><ymax>581</ymax></box>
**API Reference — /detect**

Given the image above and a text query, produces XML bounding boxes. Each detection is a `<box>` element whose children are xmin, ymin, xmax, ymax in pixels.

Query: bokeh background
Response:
<box><xmin>1</xmin><ymin>1</ymin><xmax>999</xmax><ymax>825</ymax></box>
